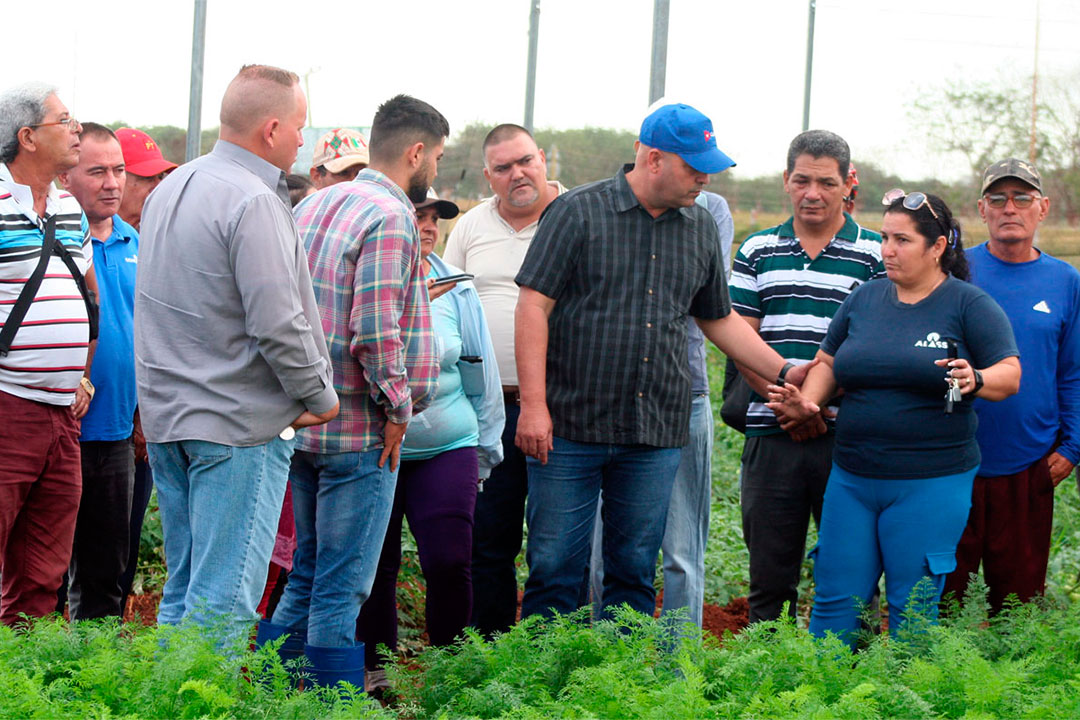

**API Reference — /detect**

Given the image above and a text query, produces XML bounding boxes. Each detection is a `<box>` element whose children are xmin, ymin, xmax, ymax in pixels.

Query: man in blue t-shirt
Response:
<box><xmin>59</xmin><ymin>124</ymin><xmax>140</xmax><ymax>619</ymax></box>
<box><xmin>945</xmin><ymin>159</ymin><xmax>1080</xmax><ymax>615</ymax></box>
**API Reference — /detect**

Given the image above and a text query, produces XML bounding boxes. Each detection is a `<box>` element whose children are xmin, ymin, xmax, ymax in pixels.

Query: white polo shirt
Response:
<box><xmin>443</xmin><ymin>181</ymin><xmax>565</xmax><ymax>386</ymax></box>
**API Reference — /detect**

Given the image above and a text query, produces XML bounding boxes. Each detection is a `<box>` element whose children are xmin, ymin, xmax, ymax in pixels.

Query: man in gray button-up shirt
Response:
<box><xmin>135</xmin><ymin>64</ymin><xmax>338</xmax><ymax>641</ymax></box>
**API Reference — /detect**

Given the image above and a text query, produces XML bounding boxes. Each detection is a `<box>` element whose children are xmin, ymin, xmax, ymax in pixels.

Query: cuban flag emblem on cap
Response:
<box><xmin>703</xmin><ymin>130</ymin><xmax>713</xmax><ymax>142</ymax></box>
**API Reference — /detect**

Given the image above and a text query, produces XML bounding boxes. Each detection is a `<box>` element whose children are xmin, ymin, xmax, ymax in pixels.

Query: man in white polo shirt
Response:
<box><xmin>442</xmin><ymin>123</ymin><xmax>565</xmax><ymax>637</ymax></box>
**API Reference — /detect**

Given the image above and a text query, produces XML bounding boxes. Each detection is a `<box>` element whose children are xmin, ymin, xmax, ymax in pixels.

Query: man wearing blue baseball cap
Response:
<box><xmin>513</xmin><ymin>104</ymin><xmax>805</xmax><ymax>620</ymax></box>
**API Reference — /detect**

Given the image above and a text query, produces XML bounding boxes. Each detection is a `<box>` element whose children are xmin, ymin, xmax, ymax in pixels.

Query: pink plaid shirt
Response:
<box><xmin>294</xmin><ymin>169</ymin><xmax>437</xmax><ymax>454</ymax></box>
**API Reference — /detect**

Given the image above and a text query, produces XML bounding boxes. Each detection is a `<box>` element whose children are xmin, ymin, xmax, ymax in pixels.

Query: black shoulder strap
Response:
<box><xmin>53</xmin><ymin>240</ymin><xmax>99</xmax><ymax>343</ymax></box>
<box><xmin>0</xmin><ymin>215</ymin><xmax>59</xmax><ymax>356</ymax></box>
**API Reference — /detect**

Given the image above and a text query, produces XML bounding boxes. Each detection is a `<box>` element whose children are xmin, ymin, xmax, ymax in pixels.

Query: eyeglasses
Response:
<box><xmin>30</xmin><ymin>117</ymin><xmax>80</xmax><ymax>131</ymax></box>
<box><xmin>983</xmin><ymin>192</ymin><xmax>1039</xmax><ymax>209</ymax></box>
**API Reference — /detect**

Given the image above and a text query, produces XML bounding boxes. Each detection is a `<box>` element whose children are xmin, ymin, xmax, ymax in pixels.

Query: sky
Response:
<box><xmin>11</xmin><ymin>0</ymin><xmax>1079</xmax><ymax>181</ymax></box>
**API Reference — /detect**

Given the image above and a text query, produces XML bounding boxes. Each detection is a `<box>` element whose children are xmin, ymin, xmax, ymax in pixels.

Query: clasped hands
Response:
<box><xmin>763</xmin><ymin>359</ymin><xmax>833</xmax><ymax>442</ymax></box>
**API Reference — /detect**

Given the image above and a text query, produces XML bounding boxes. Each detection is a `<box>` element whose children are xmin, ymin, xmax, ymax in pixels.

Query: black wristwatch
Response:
<box><xmin>777</xmin><ymin>362</ymin><xmax>796</xmax><ymax>385</ymax></box>
<box><xmin>971</xmin><ymin>368</ymin><xmax>984</xmax><ymax>395</ymax></box>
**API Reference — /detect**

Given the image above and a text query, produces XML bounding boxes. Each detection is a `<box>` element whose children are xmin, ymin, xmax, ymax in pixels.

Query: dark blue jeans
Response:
<box><xmin>521</xmin><ymin>437</ymin><xmax>680</xmax><ymax>620</ymax></box>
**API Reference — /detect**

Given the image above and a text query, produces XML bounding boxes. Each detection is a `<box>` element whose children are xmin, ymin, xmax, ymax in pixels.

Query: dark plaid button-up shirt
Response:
<box><xmin>516</xmin><ymin>164</ymin><xmax>730</xmax><ymax>448</ymax></box>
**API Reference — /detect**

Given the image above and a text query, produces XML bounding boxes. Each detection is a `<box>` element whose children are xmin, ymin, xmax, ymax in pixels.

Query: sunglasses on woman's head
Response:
<box><xmin>881</xmin><ymin>189</ymin><xmax>940</xmax><ymax>222</ymax></box>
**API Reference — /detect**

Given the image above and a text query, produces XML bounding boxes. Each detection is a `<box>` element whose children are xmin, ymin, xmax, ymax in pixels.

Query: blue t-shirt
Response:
<box><xmin>967</xmin><ymin>243</ymin><xmax>1080</xmax><ymax>475</ymax></box>
<box><xmin>822</xmin><ymin>275</ymin><xmax>1018</xmax><ymax>479</ymax></box>
<box><xmin>81</xmin><ymin>215</ymin><xmax>139</xmax><ymax>442</ymax></box>
<box><xmin>400</xmin><ymin>272</ymin><xmax>479</xmax><ymax>460</ymax></box>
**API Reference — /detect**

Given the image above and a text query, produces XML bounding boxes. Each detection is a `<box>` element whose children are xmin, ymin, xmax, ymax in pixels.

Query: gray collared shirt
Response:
<box><xmin>135</xmin><ymin>140</ymin><xmax>337</xmax><ymax>446</ymax></box>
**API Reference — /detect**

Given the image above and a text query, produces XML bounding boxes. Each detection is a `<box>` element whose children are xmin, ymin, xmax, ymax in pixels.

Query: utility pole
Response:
<box><xmin>302</xmin><ymin>67</ymin><xmax>320</xmax><ymax>127</ymax></box>
<box><xmin>524</xmin><ymin>0</ymin><xmax>541</xmax><ymax>132</ymax></box>
<box><xmin>1029</xmin><ymin>0</ymin><xmax>1040</xmax><ymax>164</ymax></box>
<box><xmin>186</xmin><ymin>0</ymin><xmax>208</xmax><ymax>162</ymax></box>
<box><xmin>649</xmin><ymin>0</ymin><xmax>670</xmax><ymax>105</ymax></box>
<box><xmin>802</xmin><ymin>0</ymin><xmax>816</xmax><ymax>131</ymax></box>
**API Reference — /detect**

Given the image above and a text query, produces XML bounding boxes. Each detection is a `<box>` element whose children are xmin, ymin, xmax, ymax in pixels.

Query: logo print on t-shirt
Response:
<box><xmin>914</xmin><ymin>331</ymin><xmax>948</xmax><ymax>349</ymax></box>
<box><xmin>1033</xmin><ymin>300</ymin><xmax>1051</xmax><ymax>314</ymax></box>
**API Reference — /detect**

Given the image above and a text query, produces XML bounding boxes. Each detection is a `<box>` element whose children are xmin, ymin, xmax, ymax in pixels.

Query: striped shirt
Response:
<box><xmin>0</xmin><ymin>163</ymin><xmax>91</xmax><ymax>406</ymax></box>
<box><xmin>516</xmin><ymin>164</ymin><xmax>730</xmax><ymax>448</ymax></box>
<box><xmin>294</xmin><ymin>168</ymin><xmax>438</xmax><ymax>454</ymax></box>
<box><xmin>730</xmin><ymin>214</ymin><xmax>883</xmax><ymax>436</ymax></box>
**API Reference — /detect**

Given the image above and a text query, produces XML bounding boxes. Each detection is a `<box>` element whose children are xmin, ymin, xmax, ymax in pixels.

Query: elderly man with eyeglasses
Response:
<box><xmin>0</xmin><ymin>82</ymin><xmax>100</xmax><ymax>625</ymax></box>
<box><xmin>944</xmin><ymin>159</ymin><xmax>1080</xmax><ymax>615</ymax></box>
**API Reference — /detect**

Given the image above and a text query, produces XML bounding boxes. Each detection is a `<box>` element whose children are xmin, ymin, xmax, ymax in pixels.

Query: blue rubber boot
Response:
<box><xmin>255</xmin><ymin>620</ymin><xmax>306</xmax><ymax>678</ymax></box>
<box><xmin>303</xmin><ymin>642</ymin><xmax>365</xmax><ymax>691</ymax></box>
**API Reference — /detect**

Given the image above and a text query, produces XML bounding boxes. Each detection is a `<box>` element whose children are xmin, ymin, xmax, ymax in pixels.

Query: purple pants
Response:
<box><xmin>357</xmin><ymin>446</ymin><xmax>478</xmax><ymax>670</ymax></box>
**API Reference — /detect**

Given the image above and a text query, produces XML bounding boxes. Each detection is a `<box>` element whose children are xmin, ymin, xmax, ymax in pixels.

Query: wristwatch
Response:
<box><xmin>777</xmin><ymin>362</ymin><xmax>796</xmax><ymax>385</ymax></box>
<box><xmin>79</xmin><ymin>376</ymin><xmax>95</xmax><ymax>400</ymax></box>
<box><xmin>971</xmin><ymin>368</ymin><xmax>984</xmax><ymax>394</ymax></box>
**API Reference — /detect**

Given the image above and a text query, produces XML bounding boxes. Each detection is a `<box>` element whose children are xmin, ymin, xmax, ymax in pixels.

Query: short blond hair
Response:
<box><xmin>219</xmin><ymin>64</ymin><xmax>299</xmax><ymax>135</ymax></box>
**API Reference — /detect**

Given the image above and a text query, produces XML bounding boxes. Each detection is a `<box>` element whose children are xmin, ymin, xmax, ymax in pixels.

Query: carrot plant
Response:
<box><xmin>0</xmin><ymin>617</ymin><xmax>390</xmax><ymax>719</ymax></box>
<box><xmin>388</xmin><ymin>585</ymin><xmax>1080</xmax><ymax>719</ymax></box>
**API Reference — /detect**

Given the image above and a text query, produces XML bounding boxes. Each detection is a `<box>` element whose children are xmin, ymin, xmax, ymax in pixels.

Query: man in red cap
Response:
<box><xmin>116</xmin><ymin>128</ymin><xmax>176</xmax><ymax>231</ymax></box>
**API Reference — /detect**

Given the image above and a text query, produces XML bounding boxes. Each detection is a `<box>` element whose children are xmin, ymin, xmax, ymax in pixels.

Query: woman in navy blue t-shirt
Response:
<box><xmin>768</xmin><ymin>191</ymin><xmax>1020</xmax><ymax>648</ymax></box>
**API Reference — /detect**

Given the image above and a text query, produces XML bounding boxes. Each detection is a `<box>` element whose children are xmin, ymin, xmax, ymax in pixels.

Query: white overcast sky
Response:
<box><xmin>10</xmin><ymin>0</ymin><xmax>1078</xmax><ymax>181</ymax></box>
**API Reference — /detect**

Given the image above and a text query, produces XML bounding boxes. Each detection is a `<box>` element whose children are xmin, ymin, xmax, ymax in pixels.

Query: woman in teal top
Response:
<box><xmin>358</xmin><ymin>191</ymin><xmax>504</xmax><ymax>691</ymax></box>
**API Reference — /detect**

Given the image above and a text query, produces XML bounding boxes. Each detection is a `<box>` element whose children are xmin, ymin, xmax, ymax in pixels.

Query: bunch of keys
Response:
<box><xmin>944</xmin><ymin>338</ymin><xmax>962</xmax><ymax>414</ymax></box>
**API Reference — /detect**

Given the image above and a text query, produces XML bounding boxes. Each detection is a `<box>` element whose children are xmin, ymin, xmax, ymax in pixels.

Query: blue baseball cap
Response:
<box><xmin>639</xmin><ymin>104</ymin><xmax>735</xmax><ymax>174</ymax></box>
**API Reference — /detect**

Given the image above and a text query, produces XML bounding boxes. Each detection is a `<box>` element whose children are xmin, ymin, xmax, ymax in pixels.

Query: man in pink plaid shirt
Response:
<box><xmin>259</xmin><ymin>94</ymin><xmax>446</xmax><ymax>690</ymax></box>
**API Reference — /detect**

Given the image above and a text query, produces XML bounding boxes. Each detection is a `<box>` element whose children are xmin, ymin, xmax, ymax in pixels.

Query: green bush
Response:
<box><xmin>0</xmin><ymin>617</ymin><xmax>390</xmax><ymax>719</ymax></box>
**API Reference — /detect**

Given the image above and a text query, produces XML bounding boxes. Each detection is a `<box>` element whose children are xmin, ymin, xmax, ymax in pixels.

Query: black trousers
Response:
<box><xmin>740</xmin><ymin>432</ymin><xmax>833</xmax><ymax>623</ymax></box>
<box><xmin>118</xmin><ymin>460</ymin><xmax>153</xmax><ymax>608</ymax></box>
<box><xmin>68</xmin><ymin>439</ymin><xmax>135</xmax><ymax>619</ymax></box>
<box><xmin>470</xmin><ymin>399</ymin><xmax>527</xmax><ymax>637</ymax></box>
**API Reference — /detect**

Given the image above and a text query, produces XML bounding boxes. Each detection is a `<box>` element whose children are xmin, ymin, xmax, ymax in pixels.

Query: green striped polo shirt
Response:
<box><xmin>729</xmin><ymin>214</ymin><xmax>884</xmax><ymax>437</ymax></box>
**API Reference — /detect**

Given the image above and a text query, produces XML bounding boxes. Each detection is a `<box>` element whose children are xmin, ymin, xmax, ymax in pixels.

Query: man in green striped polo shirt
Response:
<box><xmin>729</xmin><ymin>130</ymin><xmax>884</xmax><ymax>623</ymax></box>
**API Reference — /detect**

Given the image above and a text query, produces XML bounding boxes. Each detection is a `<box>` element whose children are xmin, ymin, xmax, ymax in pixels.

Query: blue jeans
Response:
<box><xmin>271</xmin><ymin>449</ymin><xmax>397</xmax><ymax>647</ymax></box>
<box><xmin>148</xmin><ymin>437</ymin><xmax>294</xmax><ymax>641</ymax></box>
<box><xmin>522</xmin><ymin>437</ymin><xmax>680</xmax><ymax>620</ymax></box>
<box><xmin>809</xmin><ymin>463</ymin><xmax>976</xmax><ymax>648</ymax></box>
<box><xmin>589</xmin><ymin>395</ymin><xmax>714</xmax><ymax>626</ymax></box>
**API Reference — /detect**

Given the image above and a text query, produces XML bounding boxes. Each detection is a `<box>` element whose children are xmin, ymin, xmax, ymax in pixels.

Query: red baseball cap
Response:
<box><xmin>116</xmin><ymin>127</ymin><xmax>178</xmax><ymax>177</ymax></box>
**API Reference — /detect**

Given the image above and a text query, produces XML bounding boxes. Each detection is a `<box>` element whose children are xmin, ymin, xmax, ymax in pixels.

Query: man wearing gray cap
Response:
<box><xmin>945</xmin><ymin>158</ymin><xmax>1080</xmax><ymax>615</ymax></box>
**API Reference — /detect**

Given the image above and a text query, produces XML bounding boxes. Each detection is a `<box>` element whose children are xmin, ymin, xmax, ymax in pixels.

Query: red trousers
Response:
<box><xmin>0</xmin><ymin>390</ymin><xmax>82</xmax><ymax>625</ymax></box>
<box><xmin>944</xmin><ymin>456</ymin><xmax>1054</xmax><ymax>615</ymax></box>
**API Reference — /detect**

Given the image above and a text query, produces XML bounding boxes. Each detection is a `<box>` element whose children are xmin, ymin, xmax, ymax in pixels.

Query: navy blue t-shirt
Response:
<box><xmin>822</xmin><ymin>276</ymin><xmax>1018</xmax><ymax>479</ymax></box>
